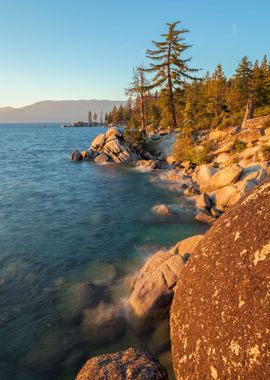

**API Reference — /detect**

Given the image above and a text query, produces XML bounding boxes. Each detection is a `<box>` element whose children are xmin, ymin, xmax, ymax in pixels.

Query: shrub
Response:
<box><xmin>123</xmin><ymin>121</ymin><xmax>144</xmax><ymax>150</ymax></box>
<box><xmin>173</xmin><ymin>136</ymin><xmax>211</xmax><ymax>165</ymax></box>
<box><xmin>231</xmin><ymin>139</ymin><xmax>247</xmax><ymax>154</ymax></box>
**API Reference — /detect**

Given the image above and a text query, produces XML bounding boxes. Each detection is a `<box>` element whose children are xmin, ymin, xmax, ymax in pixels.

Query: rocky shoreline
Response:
<box><xmin>70</xmin><ymin>116</ymin><xmax>270</xmax><ymax>379</ymax></box>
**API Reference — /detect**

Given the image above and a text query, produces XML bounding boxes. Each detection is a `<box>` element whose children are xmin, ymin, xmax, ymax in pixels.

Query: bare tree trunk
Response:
<box><xmin>140</xmin><ymin>92</ymin><xmax>146</xmax><ymax>130</ymax></box>
<box><xmin>242</xmin><ymin>95</ymin><xmax>254</xmax><ymax>128</ymax></box>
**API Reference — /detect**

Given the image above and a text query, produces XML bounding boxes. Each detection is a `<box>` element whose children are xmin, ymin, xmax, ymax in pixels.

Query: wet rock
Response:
<box><xmin>75</xmin><ymin>348</ymin><xmax>168</xmax><ymax>380</ymax></box>
<box><xmin>195</xmin><ymin>209</ymin><xmax>216</xmax><ymax>225</ymax></box>
<box><xmin>171</xmin><ymin>181</ymin><xmax>270</xmax><ymax>380</ymax></box>
<box><xmin>94</xmin><ymin>153</ymin><xmax>110</xmax><ymax>164</ymax></box>
<box><xmin>70</xmin><ymin>149</ymin><xmax>83</xmax><ymax>161</ymax></box>
<box><xmin>152</xmin><ymin>204</ymin><xmax>171</xmax><ymax>216</ymax></box>
<box><xmin>200</xmin><ymin>164</ymin><xmax>243</xmax><ymax>193</ymax></box>
<box><xmin>81</xmin><ymin>302</ymin><xmax>126</xmax><ymax>347</ymax></box>
<box><xmin>136</xmin><ymin>160</ymin><xmax>159</xmax><ymax>170</ymax></box>
<box><xmin>129</xmin><ymin>249</ymin><xmax>184</xmax><ymax>319</ymax></box>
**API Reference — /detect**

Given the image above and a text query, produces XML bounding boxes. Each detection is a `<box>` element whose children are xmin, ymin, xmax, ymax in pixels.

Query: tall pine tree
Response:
<box><xmin>144</xmin><ymin>21</ymin><xmax>199</xmax><ymax>129</ymax></box>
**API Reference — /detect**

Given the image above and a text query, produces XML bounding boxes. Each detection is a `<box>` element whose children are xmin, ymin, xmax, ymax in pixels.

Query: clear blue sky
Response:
<box><xmin>0</xmin><ymin>0</ymin><xmax>269</xmax><ymax>107</ymax></box>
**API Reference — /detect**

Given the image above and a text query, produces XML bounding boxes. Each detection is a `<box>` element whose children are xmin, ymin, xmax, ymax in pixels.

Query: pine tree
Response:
<box><xmin>206</xmin><ymin>64</ymin><xmax>227</xmax><ymax>118</ymax></box>
<box><xmin>93</xmin><ymin>112</ymin><xmax>98</xmax><ymax>122</ymax></box>
<box><xmin>144</xmin><ymin>21</ymin><xmax>199</xmax><ymax>129</ymax></box>
<box><xmin>233</xmin><ymin>55</ymin><xmax>253</xmax><ymax>107</ymax></box>
<box><xmin>88</xmin><ymin>110</ymin><xmax>92</xmax><ymax>124</ymax></box>
<box><xmin>126</xmin><ymin>66</ymin><xmax>149</xmax><ymax>130</ymax></box>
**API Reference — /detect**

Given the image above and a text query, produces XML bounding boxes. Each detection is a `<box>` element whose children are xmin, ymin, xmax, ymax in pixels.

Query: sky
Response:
<box><xmin>0</xmin><ymin>0</ymin><xmax>270</xmax><ymax>107</ymax></box>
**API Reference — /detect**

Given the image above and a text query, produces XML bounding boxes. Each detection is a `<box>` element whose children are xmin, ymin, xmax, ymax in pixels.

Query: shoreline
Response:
<box><xmin>71</xmin><ymin>119</ymin><xmax>270</xmax><ymax>378</ymax></box>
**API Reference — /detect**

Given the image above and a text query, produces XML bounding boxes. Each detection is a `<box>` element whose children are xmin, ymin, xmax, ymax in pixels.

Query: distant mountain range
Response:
<box><xmin>0</xmin><ymin>100</ymin><xmax>125</xmax><ymax>123</ymax></box>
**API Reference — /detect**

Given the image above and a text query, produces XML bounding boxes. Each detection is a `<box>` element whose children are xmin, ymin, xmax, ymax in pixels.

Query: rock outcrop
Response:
<box><xmin>71</xmin><ymin>127</ymin><xmax>142</xmax><ymax>164</ymax></box>
<box><xmin>75</xmin><ymin>348</ymin><xmax>168</xmax><ymax>380</ymax></box>
<box><xmin>170</xmin><ymin>181</ymin><xmax>270</xmax><ymax>380</ymax></box>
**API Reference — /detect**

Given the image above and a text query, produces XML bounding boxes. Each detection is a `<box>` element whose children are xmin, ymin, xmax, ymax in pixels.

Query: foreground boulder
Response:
<box><xmin>170</xmin><ymin>181</ymin><xmax>270</xmax><ymax>380</ymax></box>
<box><xmin>76</xmin><ymin>348</ymin><xmax>168</xmax><ymax>380</ymax></box>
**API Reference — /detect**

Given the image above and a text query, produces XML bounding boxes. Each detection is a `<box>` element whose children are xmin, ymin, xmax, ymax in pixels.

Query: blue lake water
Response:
<box><xmin>0</xmin><ymin>124</ymin><xmax>206</xmax><ymax>379</ymax></box>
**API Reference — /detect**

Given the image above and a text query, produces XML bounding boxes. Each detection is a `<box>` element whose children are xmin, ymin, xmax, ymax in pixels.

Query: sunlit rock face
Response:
<box><xmin>170</xmin><ymin>181</ymin><xmax>270</xmax><ymax>380</ymax></box>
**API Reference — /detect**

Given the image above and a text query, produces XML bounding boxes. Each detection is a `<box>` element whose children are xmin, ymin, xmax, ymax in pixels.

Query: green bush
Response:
<box><xmin>173</xmin><ymin>136</ymin><xmax>211</xmax><ymax>165</ymax></box>
<box><xmin>123</xmin><ymin>121</ymin><xmax>144</xmax><ymax>149</ymax></box>
<box><xmin>231</xmin><ymin>139</ymin><xmax>247</xmax><ymax>154</ymax></box>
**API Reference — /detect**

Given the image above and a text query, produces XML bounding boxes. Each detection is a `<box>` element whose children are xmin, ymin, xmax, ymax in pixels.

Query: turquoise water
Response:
<box><xmin>0</xmin><ymin>124</ymin><xmax>206</xmax><ymax>379</ymax></box>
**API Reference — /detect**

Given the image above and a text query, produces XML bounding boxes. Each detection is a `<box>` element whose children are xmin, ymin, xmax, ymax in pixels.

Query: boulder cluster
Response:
<box><xmin>70</xmin><ymin>127</ymin><xmax>141</xmax><ymax>164</ymax></box>
<box><xmin>158</xmin><ymin>116</ymin><xmax>270</xmax><ymax>224</ymax></box>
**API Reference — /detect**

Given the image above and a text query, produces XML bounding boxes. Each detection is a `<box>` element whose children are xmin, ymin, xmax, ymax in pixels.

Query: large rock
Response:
<box><xmin>129</xmin><ymin>249</ymin><xmax>184</xmax><ymax>319</ymax></box>
<box><xmin>104</xmin><ymin>126</ymin><xmax>122</xmax><ymax>141</ymax></box>
<box><xmin>170</xmin><ymin>181</ymin><xmax>270</xmax><ymax>380</ymax></box>
<box><xmin>210</xmin><ymin>179</ymin><xmax>258</xmax><ymax>211</ymax></box>
<box><xmin>91</xmin><ymin>133</ymin><xmax>106</xmax><ymax>150</ymax></box>
<box><xmin>200</xmin><ymin>164</ymin><xmax>243</xmax><ymax>193</ymax></box>
<box><xmin>237</xmin><ymin>128</ymin><xmax>265</xmax><ymax>143</ymax></box>
<box><xmin>213</xmin><ymin>140</ymin><xmax>235</xmax><ymax>155</ymax></box>
<box><xmin>192</xmin><ymin>164</ymin><xmax>218</xmax><ymax>187</ymax></box>
<box><xmin>75</xmin><ymin>348</ymin><xmax>168</xmax><ymax>380</ymax></box>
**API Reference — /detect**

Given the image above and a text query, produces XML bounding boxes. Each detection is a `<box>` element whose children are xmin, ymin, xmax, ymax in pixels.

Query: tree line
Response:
<box><xmin>105</xmin><ymin>21</ymin><xmax>270</xmax><ymax>135</ymax></box>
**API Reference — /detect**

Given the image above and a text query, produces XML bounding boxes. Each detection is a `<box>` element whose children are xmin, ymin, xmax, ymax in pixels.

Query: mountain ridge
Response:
<box><xmin>0</xmin><ymin>99</ymin><xmax>125</xmax><ymax>123</ymax></box>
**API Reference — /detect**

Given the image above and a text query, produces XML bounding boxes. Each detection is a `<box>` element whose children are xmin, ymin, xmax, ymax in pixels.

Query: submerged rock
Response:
<box><xmin>152</xmin><ymin>204</ymin><xmax>171</xmax><ymax>216</ymax></box>
<box><xmin>171</xmin><ymin>181</ymin><xmax>270</xmax><ymax>380</ymax></box>
<box><xmin>75</xmin><ymin>348</ymin><xmax>168</xmax><ymax>380</ymax></box>
<box><xmin>58</xmin><ymin>282</ymin><xmax>96</xmax><ymax>320</ymax></box>
<box><xmin>81</xmin><ymin>302</ymin><xmax>126</xmax><ymax>347</ymax></box>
